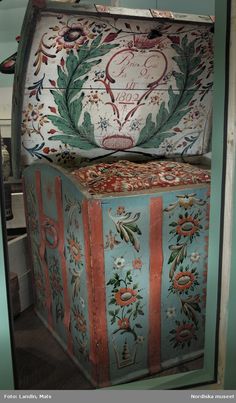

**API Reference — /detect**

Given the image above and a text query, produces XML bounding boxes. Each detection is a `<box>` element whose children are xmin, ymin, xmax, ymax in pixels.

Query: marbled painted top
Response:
<box><xmin>71</xmin><ymin>160</ymin><xmax>211</xmax><ymax>194</ymax></box>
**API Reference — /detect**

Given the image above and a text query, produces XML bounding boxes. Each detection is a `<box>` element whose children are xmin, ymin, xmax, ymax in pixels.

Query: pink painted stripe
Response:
<box><xmin>82</xmin><ymin>201</ymin><xmax>97</xmax><ymax>384</ymax></box>
<box><xmin>54</xmin><ymin>176</ymin><xmax>73</xmax><ymax>355</ymax></box>
<box><xmin>35</xmin><ymin>170</ymin><xmax>53</xmax><ymax>329</ymax></box>
<box><xmin>148</xmin><ymin>197</ymin><xmax>163</xmax><ymax>374</ymax></box>
<box><xmin>82</xmin><ymin>200</ymin><xmax>110</xmax><ymax>387</ymax></box>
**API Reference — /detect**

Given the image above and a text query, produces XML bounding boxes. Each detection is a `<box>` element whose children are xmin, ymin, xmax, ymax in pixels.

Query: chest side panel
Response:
<box><xmin>101</xmin><ymin>184</ymin><xmax>210</xmax><ymax>385</ymax></box>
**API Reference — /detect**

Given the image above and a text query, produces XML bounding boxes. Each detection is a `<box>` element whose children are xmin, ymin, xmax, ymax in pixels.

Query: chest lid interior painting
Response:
<box><xmin>12</xmin><ymin>0</ymin><xmax>213</xmax><ymax>177</ymax></box>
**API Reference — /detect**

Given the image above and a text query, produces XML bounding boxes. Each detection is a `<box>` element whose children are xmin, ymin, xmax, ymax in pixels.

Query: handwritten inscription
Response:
<box><xmin>107</xmin><ymin>49</ymin><xmax>167</xmax><ymax>85</ymax></box>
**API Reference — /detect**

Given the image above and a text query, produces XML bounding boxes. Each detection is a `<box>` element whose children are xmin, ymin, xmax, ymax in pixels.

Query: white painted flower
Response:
<box><xmin>113</xmin><ymin>256</ymin><xmax>126</xmax><ymax>269</ymax></box>
<box><xmin>190</xmin><ymin>251</ymin><xmax>201</xmax><ymax>263</ymax></box>
<box><xmin>166</xmin><ymin>307</ymin><xmax>176</xmax><ymax>319</ymax></box>
<box><xmin>136</xmin><ymin>335</ymin><xmax>145</xmax><ymax>344</ymax></box>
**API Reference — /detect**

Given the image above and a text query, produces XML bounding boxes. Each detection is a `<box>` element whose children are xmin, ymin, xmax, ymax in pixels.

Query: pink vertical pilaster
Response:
<box><xmin>148</xmin><ymin>197</ymin><xmax>163</xmax><ymax>374</ymax></box>
<box><xmin>35</xmin><ymin>170</ymin><xmax>53</xmax><ymax>329</ymax></box>
<box><xmin>82</xmin><ymin>200</ymin><xmax>110</xmax><ymax>387</ymax></box>
<box><xmin>54</xmin><ymin>176</ymin><xmax>73</xmax><ymax>355</ymax></box>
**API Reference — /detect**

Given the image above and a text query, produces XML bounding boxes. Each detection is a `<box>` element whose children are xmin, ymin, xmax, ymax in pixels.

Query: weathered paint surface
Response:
<box><xmin>23</xmin><ymin>163</ymin><xmax>210</xmax><ymax>386</ymax></box>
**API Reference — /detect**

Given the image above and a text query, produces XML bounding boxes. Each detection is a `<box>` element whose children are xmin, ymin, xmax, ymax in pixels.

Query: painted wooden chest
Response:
<box><xmin>23</xmin><ymin>161</ymin><xmax>210</xmax><ymax>387</ymax></box>
<box><xmin>13</xmin><ymin>0</ymin><xmax>214</xmax><ymax>387</ymax></box>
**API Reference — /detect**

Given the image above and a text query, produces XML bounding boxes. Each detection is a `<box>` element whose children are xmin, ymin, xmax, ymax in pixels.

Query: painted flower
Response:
<box><xmin>94</xmin><ymin>69</ymin><xmax>105</xmax><ymax>80</ymax></box>
<box><xmin>190</xmin><ymin>252</ymin><xmax>201</xmax><ymax>263</ymax></box>
<box><xmin>97</xmin><ymin>116</ymin><xmax>111</xmax><ymax>131</ymax></box>
<box><xmin>68</xmin><ymin>236</ymin><xmax>82</xmax><ymax>264</ymax></box>
<box><xmin>56</xmin><ymin>144</ymin><xmax>76</xmax><ymax>164</ymax></box>
<box><xmin>113</xmin><ymin>256</ymin><xmax>126</xmax><ymax>270</ymax></box>
<box><xmin>105</xmin><ymin>230</ymin><xmax>121</xmax><ymax>249</ymax></box>
<box><xmin>132</xmin><ymin>257</ymin><xmax>143</xmax><ymax>270</ymax></box>
<box><xmin>115</xmin><ymin>287</ymin><xmax>137</xmax><ymax>306</ymax></box>
<box><xmin>170</xmin><ymin>322</ymin><xmax>196</xmax><ymax>347</ymax></box>
<box><xmin>91</xmin><ymin>23</ymin><xmax>107</xmax><ymax>34</ymax></box>
<box><xmin>22</xmin><ymin>103</ymin><xmax>48</xmax><ymax>137</ymax></box>
<box><xmin>116</xmin><ymin>206</ymin><xmax>125</xmax><ymax>215</ymax></box>
<box><xmin>173</xmin><ymin>271</ymin><xmax>195</xmax><ymax>292</ymax></box>
<box><xmin>166</xmin><ymin>307</ymin><xmax>176</xmax><ymax>319</ymax></box>
<box><xmin>149</xmin><ymin>94</ymin><xmax>161</xmax><ymax>105</ymax></box>
<box><xmin>175</xmin><ymin>215</ymin><xmax>201</xmax><ymax>238</ymax></box>
<box><xmin>73</xmin><ymin>307</ymin><xmax>87</xmax><ymax>333</ymax></box>
<box><xmin>130</xmin><ymin>119</ymin><xmax>141</xmax><ymax>131</ymax></box>
<box><xmin>136</xmin><ymin>335</ymin><xmax>145</xmax><ymax>344</ymax></box>
<box><xmin>159</xmin><ymin>172</ymin><xmax>180</xmax><ymax>185</ymax></box>
<box><xmin>118</xmin><ymin>318</ymin><xmax>130</xmax><ymax>329</ymax></box>
<box><xmin>56</xmin><ymin>23</ymin><xmax>92</xmax><ymax>51</ymax></box>
<box><xmin>178</xmin><ymin>195</ymin><xmax>195</xmax><ymax>209</ymax></box>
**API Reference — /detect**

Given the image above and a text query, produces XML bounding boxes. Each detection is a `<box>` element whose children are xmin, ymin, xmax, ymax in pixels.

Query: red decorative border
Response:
<box><xmin>55</xmin><ymin>176</ymin><xmax>73</xmax><ymax>354</ymax></box>
<box><xmin>148</xmin><ymin>197</ymin><xmax>163</xmax><ymax>374</ymax></box>
<box><xmin>82</xmin><ymin>200</ymin><xmax>110</xmax><ymax>387</ymax></box>
<box><xmin>35</xmin><ymin>170</ymin><xmax>53</xmax><ymax>329</ymax></box>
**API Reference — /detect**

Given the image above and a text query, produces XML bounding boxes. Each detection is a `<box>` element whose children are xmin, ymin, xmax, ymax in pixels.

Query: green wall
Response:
<box><xmin>119</xmin><ymin>0</ymin><xmax>215</xmax><ymax>14</ymax></box>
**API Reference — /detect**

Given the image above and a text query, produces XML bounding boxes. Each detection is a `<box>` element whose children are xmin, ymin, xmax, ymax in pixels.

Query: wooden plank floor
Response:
<box><xmin>13</xmin><ymin>307</ymin><xmax>203</xmax><ymax>390</ymax></box>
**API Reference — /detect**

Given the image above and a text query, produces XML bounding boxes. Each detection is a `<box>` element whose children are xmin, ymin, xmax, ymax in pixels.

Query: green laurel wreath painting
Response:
<box><xmin>47</xmin><ymin>35</ymin><xmax>119</xmax><ymax>149</ymax></box>
<box><xmin>48</xmin><ymin>35</ymin><xmax>205</xmax><ymax>150</ymax></box>
<box><xmin>20</xmin><ymin>12</ymin><xmax>213</xmax><ymax>165</ymax></box>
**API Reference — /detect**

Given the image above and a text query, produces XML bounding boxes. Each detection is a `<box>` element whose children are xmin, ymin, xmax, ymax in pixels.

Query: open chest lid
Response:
<box><xmin>12</xmin><ymin>0</ymin><xmax>214</xmax><ymax>178</ymax></box>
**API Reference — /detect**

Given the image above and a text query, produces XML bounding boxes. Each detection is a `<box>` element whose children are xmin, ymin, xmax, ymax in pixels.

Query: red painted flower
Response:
<box><xmin>56</xmin><ymin>23</ymin><xmax>92</xmax><ymax>51</ymax></box>
<box><xmin>175</xmin><ymin>323</ymin><xmax>195</xmax><ymax>343</ymax></box>
<box><xmin>118</xmin><ymin>318</ymin><xmax>130</xmax><ymax>329</ymax></box>
<box><xmin>176</xmin><ymin>216</ymin><xmax>200</xmax><ymax>237</ymax></box>
<box><xmin>173</xmin><ymin>271</ymin><xmax>195</xmax><ymax>291</ymax></box>
<box><xmin>115</xmin><ymin>288</ymin><xmax>137</xmax><ymax>306</ymax></box>
<box><xmin>132</xmin><ymin>257</ymin><xmax>143</xmax><ymax>270</ymax></box>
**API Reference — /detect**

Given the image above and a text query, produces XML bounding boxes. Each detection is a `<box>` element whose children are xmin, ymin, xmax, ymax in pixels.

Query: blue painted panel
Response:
<box><xmin>102</xmin><ymin>196</ymin><xmax>151</xmax><ymax>385</ymax></box>
<box><xmin>62</xmin><ymin>176</ymin><xmax>92</xmax><ymax>378</ymax></box>
<box><xmin>160</xmin><ymin>187</ymin><xmax>209</xmax><ymax>366</ymax></box>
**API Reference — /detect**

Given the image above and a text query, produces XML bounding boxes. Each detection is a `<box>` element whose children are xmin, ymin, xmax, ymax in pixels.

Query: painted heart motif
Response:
<box><xmin>91</xmin><ymin>45</ymin><xmax>168</xmax><ymax>150</ymax></box>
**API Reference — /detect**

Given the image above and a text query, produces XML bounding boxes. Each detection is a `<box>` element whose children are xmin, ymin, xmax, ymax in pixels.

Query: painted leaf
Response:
<box><xmin>57</xmin><ymin>65</ymin><xmax>67</xmax><ymax>88</ymax></box>
<box><xmin>103</xmin><ymin>32</ymin><xmax>119</xmax><ymax>43</ymax></box>
<box><xmin>49</xmin><ymin>134</ymin><xmax>97</xmax><ymax>150</ymax></box>
<box><xmin>50</xmin><ymin>90</ymin><xmax>69</xmax><ymax>121</ymax></box>
<box><xmin>47</xmin><ymin>115</ymin><xmax>74</xmax><ymax>133</ymax></box>
<box><xmin>66</xmin><ymin>51</ymin><xmax>78</xmax><ymax>78</ymax></box>
<box><xmin>69</xmin><ymin>94</ymin><xmax>84</xmax><ymax>127</ymax></box>
<box><xmin>136</xmin><ymin>113</ymin><xmax>155</xmax><ymax>145</ymax></box>
<box><xmin>78</xmin><ymin>112</ymin><xmax>96</xmax><ymax>146</ymax></box>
